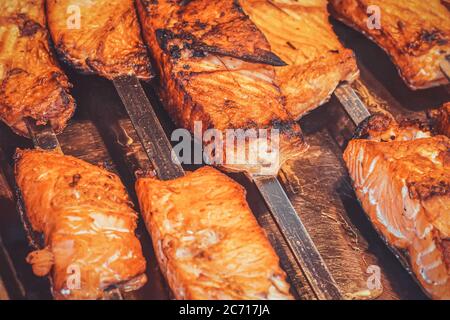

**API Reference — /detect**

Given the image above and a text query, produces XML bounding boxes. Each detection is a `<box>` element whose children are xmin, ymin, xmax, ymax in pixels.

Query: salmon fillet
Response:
<box><xmin>15</xmin><ymin>149</ymin><xmax>147</xmax><ymax>300</ymax></box>
<box><xmin>135</xmin><ymin>166</ymin><xmax>293</xmax><ymax>300</ymax></box>
<box><xmin>428</xmin><ymin>102</ymin><xmax>450</xmax><ymax>138</ymax></box>
<box><xmin>240</xmin><ymin>0</ymin><xmax>359</xmax><ymax>119</ymax></box>
<box><xmin>0</xmin><ymin>0</ymin><xmax>75</xmax><ymax>137</ymax></box>
<box><xmin>330</xmin><ymin>0</ymin><xmax>450</xmax><ymax>90</ymax></box>
<box><xmin>344</xmin><ymin>114</ymin><xmax>450</xmax><ymax>299</ymax></box>
<box><xmin>46</xmin><ymin>0</ymin><xmax>151</xmax><ymax>80</ymax></box>
<box><xmin>136</xmin><ymin>0</ymin><xmax>307</xmax><ymax>174</ymax></box>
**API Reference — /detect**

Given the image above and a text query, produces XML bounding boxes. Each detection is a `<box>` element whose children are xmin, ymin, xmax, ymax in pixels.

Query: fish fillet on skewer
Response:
<box><xmin>0</xmin><ymin>0</ymin><xmax>75</xmax><ymax>137</ymax></box>
<box><xmin>344</xmin><ymin>114</ymin><xmax>450</xmax><ymax>299</ymax></box>
<box><xmin>46</xmin><ymin>0</ymin><xmax>152</xmax><ymax>80</ymax></box>
<box><xmin>15</xmin><ymin>149</ymin><xmax>147</xmax><ymax>300</ymax></box>
<box><xmin>330</xmin><ymin>0</ymin><xmax>450</xmax><ymax>90</ymax></box>
<box><xmin>240</xmin><ymin>0</ymin><xmax>359</xmax><ymax>119</ymax></box>
<box><xmin>135</xmin><ymin>166</ymin><xmax>293</xmax><ymax>300</ymax></box>
<box><xmin>428</xmin><ymin>102</ymin><xmax>450</xmax><ymax>138</ymax></box>
<box><xmin>136</xmin><ymin>0</ymin><xmax>307</xmax><ymax>175</ymax></box>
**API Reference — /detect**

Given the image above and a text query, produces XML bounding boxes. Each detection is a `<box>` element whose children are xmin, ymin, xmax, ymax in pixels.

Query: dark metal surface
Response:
<box><xmin>113</xmin><ymin>75</ymin><xmax>185</xmax><ymax>180</ymax></box>
<box><xmin>334</xmin><ymin>84</ymin><xmax>371</xmax><ymax>125</ymax></box>
<box><xmin>254</xmin><ymin>176</ymin><xmax>342</xmax><ymax>300</ymax></box>
<box><xmin>25</xmin><ymin>119</ymin><xmax>62</xmax><ymax>152</ymax></box>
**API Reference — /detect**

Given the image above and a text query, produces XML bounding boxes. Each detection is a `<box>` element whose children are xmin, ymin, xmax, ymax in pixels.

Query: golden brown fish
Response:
<box><xmin>46</xmin><ymin>0</ymin><xmax>151</xmax><ymax>80</ymax></box>
<box><xmin>330</xmin><ymin>0</ymin><xmax>450</xmax><ymax>90</ymax></box>
<box><xmin>344</xmin><ymin>114</ymin><xmax>450</xmax><ymax>299</ymax></box>
<box><xmin>136</xmin><ymin>0</ymin><xmax>307</xmax><ymax>175</ymax></box>
<box><xmin>240</xmin><ymin>0</ymin><xmax>359</xmax><ymax>119</ymax></box>
<box><xmin>135</xmin><ymin>166</ymin><xmax>293</xmax><ymax>300</ymax></box>
<box><xmin>15</xmin><ymin>149</ymin><xmax>147</xmax><ymax>300</ymax></box>
<box><xmin>0</xmin><ymin>0</ymin><xmax>75</xmax><ymax>137</ymax></box>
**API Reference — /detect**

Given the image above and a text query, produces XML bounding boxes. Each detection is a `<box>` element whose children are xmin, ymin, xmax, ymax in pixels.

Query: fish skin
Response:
<box><xmin>0</xmin><ymin>0</ymin><xmax>75</xmax><ymax>137</ymax></box>
<box><xmin>144</xmin><ymin>0</ymin><xmax>286</xmax><ymax>66</ymax></box>
<box><xmin>46</xmin><ymin>0</ymin><xmax>152</xmax><ymax>80</ymax></box>
<box><xmin>136</xmin><ymin>0</ymin><xmax>307</xmax><ymax>174</ymax></box>
<box><xmin>330</xmin><ymin>0</ymin><xmax>450</xmax><ymax>90</ymax></box>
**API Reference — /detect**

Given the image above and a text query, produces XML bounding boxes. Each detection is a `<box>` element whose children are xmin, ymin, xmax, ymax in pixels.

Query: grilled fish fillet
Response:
<box><xmin>428</xmin><ymin>102</ymin><xmax>450</xmax><ymax>138</ymax></box>
<box><xmin>15</xmin><ymin>149</ymin><xmax>147</xmax><ymax>300</ymax></box>
<box><xmin>46</xmin><ymin>0</ymin><xmax>151</xmax><ymax>80</ymax></box>
<box><xmin>343</xmin><ymin>114</ymin><xmax>450</xmax><ymax>299</ymax></box>
<box><xmin>330</xmin><ymin>0</ymin><xmax>450</xmax><ymax>90</ymax></box>
<box><xmin>135</xmin><ymin>166</ymin><xmax>293</xmax><ymax>300</ymax></box>
<box><xmin>0</xmin><ymin>0</ymin><xmax>75</xmax><ymax>137</ymax></box>
<box><xmin>136</xmin><ymin>0</ymin><xmax>307</xmax><ymax>175</ymax></box>
<box><xmin>240</xmin><ymin>0</ymin><xmax>359</xmax><ymax>119</ymax></box>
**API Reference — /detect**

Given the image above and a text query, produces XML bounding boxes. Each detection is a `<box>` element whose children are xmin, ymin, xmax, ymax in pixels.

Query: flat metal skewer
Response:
<box><xmin>25</xmin><ymin>118</ymin><xmax>62</xmax><ymax>153</ymax></box>
<box><xmin>253</xmin><ymin>175</ymin><xmax>342</xmax><ymax>300</ymax></box>
<box><xmin>334</xmin><ymin>83</ymin><xmax>371</xmax><ymax>126</ymax></box>
<box><xmin>113</xmin><ymin>75</ymin><xmax>185</xmax><ymax>181</ymax></box>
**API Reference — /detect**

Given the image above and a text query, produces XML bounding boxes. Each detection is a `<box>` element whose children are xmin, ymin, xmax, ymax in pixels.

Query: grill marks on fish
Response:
<box><xmin>240</xmin><ymin>0</ymin><xmax>359</xmax><ymax>119</ymax></box>
<box><xmin>135</xmin><ymin>166</ymin><xmax>293</xmax><ymax>300</ymax></box>
<box><xmin>330</xmin><ymin>0</ymin><xmax>450</xmax><ymax>89</ymax></box>
<box><xmin>15</xmin><ymin>149</ymin><xmax>147</xmax><ymax>300</ymax></box>
<box><xmin>137</xmin><ymin>0</ymin><xmax>307</xmax><ymax>174</ymax></box>
<box><xmin>344</xmin><ymin>115</ymin><xmax>450</xmax><ymax>299</ymax></box>
<box><xmin>150</xmin><ymin>0</ymin><xmax>286</xmax><ymax>66</ymax></box>
<box><xmin>0</xmin><ymin>0</ymin><xmax>75</xmax><ymax>137</ymax></box>
<box><xmin>46</xmin><ymin>0</ymin><xmax>152</xmax><ymax>80</ymax></box>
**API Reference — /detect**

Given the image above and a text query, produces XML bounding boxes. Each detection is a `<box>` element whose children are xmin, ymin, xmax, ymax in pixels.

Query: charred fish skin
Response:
<box><xmin>344</xmin><ymin>115</ymin><xmax>450</xmax><ymax>299</ymax></box>
<box><xmin>330</xmin><ymin>0</ymin><xmax>450</xmax><ymax>90</ymax></box>
<box><xmin>145</xmin><ymin>0</ymin><xmax>286</xmax><ymax>66</ymax></box>
<box><xmin>240</xmin><ymin>0</ymin><xmax>359</xmax><ymax>119</ymax></box>
<box><xmin>137</xmin><ymin>0</ymin><xmax>307</xmax><ymax>174</ymax></box>
<box><xmin>0</xmin><ymin>0</ymin><xmax>76</xmax><ymax>137</ymax></box>
<box><xmin>135</xmin><ymin>166</ymin><xmax>294</xmax><ymax>300</ymax></box>
<box><xmin>15</xmin><ymin>149</ymin><xmax>147</xmax><ymax>300</ymax></box>
<box><xmin>428</xmin><ymin>102</ymin><xmax>450</xmax><ymax>138</ymax></box>
<box><xmin>46</xmin><ymin>0</ymin><xmax>152</xmax><ymax>80</ymax></box>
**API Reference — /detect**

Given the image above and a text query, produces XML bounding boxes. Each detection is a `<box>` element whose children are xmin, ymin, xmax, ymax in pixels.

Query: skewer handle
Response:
<box><xmin>25</xmin><ymin>118</ymin><xmax>62</xmax><ymax>153</ymax></box>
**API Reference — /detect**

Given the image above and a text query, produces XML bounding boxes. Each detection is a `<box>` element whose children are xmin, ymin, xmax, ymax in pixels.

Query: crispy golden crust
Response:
<box><xmin>15</xmin><ymin>149</ymin><xmax>147</xmax><ymax>300</ymax></box>
<box><xmin>428</xmin><ymin>102</ymin><xmax>450</xmax><ymax>138</ymax></box>
<box><xmin>46</xmin><ymin>0</ymin><xmax>152</xmax><ymax>80</ymax></box>
<box><xmin>137</xmin><ymin>0</ymin><xmax>307</xmax><ymax>174</ymax></box>
<box><xmin>0</xmin><ymin>0</ymin><xmax>75</xmax><ymax>137</ymax></box>
<box><xmin>330</xmin><ymin>0</ymin><xmax>450</xmax><ymax>90</ymax></box>
<box><xmin>135</xmin><ymin>166</ymin><xmax>293</xmax><ymax>300</ymax></box>
<box><xmin>240</xmin><ymin>0</ymin><xmax>359</xmax><ymax>119</ymax></box>
<box><xmin>344</xmin><ymin>116</ymin><xmax>450</xmax><ymax>299</ymax></box>
<box><xmin>141</xmin><ymin>0</ymin><xmax>285</xmax><ymax>66</ymax></box>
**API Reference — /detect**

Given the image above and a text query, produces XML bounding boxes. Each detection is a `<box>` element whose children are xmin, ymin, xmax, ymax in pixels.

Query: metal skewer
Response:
<box><xmin>25</xmin><ymin>118</ymin><xmax>62</xmax><ymax>153</ymax></box>
<box><xmin>334</xmin><ymin>83</ymin><xmax>371</xmax><ymax>126</ymax></box>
